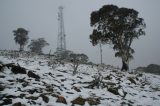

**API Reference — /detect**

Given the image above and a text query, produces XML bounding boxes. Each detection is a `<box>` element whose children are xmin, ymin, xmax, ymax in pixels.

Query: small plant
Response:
<box><xmin>69</xmin><ymin>53</ymin><xmax>88</xmax><ymax>75</ymax></box>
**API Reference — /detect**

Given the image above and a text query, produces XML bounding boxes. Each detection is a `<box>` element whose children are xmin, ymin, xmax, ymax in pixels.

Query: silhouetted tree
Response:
<box><xmin>70</xmin><ymin>53</ymin><xmax>88</xmax><ymax>75</ymax></box>
<box><xmin>13</xmin><ymin>28</ymin><xmax>29</xmax><ymax>51</ymax></box>
<box><xmin>90</xmin><ymin>5</ymin><xmax>146</xmax><ymax>71</ymax></box>
<box><xmin>28</xmin><ymin>38</ymin><xmax>49</xmax><ymax>54</ymax></box>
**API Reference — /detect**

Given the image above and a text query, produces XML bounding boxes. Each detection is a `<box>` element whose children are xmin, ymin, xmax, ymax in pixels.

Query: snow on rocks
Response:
<box><xmin>0</xmin><ymin>55</ymin><xmax>160</xmax><ymax>106</ymax></box>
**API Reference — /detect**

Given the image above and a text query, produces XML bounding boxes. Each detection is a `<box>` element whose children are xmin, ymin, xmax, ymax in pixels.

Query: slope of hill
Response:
<box><xmin>0</xmin><ymin>54</ymin><xmax>160</xmax><ymax>106</ymax></box>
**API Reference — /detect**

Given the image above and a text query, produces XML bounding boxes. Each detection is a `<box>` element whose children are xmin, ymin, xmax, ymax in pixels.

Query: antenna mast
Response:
<box><xmin>56</xmin><ymin>6</ymin><xmax>66</xmax><ymax>57</ymax></box>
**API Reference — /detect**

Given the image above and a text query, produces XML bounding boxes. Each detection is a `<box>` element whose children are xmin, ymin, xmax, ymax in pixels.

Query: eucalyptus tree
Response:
<box><xmin>90</xmin><ymin>5</ymin><xmax>146</xmax><ymax>71</ymax></box>
<box><xmin>28</xmin><ymin>38</ymin><xmax>49</xmax><ymax>54</ymax></box>
<box><xmin>13</xmin><ymin>28</ymin><xmax>29</xmax><ymax>51</ymax></box>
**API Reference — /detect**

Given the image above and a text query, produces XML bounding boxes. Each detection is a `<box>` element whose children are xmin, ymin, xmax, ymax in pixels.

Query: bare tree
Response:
<box><xmin>69</xmin><ymin>53</ymin><xmax>88</xmax><ymax>75</ymax></box>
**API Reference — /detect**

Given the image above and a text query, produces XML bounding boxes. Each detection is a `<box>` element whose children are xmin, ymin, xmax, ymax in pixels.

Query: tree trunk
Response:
<box><xmin>121</xmin><ymin>60</ymin><xmax>129</xmax><ymax>71</ymax></box>
<box><xmin>99</xmin><ymin>43</ymin><xmax>103</xmax><ymax>64</ymax></box>
<box><xmin>73</xmin><ymin>67</ymin><xmax>78</xmax><ymax>75</ymax></box>
<box><xmin>72</xmin><ymin>63</ymin><xmax>79</xmax><ymax>75</ymax></box>
<box><xmin>19</xmin><ymin>45</ymin><xmax>24</xmax><ymax>52</ymax></box>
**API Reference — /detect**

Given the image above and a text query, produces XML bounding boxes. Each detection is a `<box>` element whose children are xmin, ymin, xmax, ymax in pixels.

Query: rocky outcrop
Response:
<box><xmin>27</xmin><ymin>71</ymin><xmax>40</xmax><ymax>79</ymax></box>
<box><xmin>40</xmin><ymin>94</ymin><xmax>49</xmax><ymax>103</ymax></box>
<box><xmin>128</xmin><ymin>77</ymin><xmax>136</xmax><ymax>85</ymax></box>
<box><xmin>56</xmin><ymin>96</ymin><xmax>67</xmax><ymax>104</ymax></box>
<box><xmin>0</xmin><ymin>98</ymin><xmax>12</xmax><ymax>105</ymax></box>
<box><xmin>26</xmin><ymin>96</ymin><xmax>38</xmax><ymax>100</ymax></box>
<box><xmin>71</xmin><ymin>96</ymin><xmax>86</xmax><ymax>105</ymax></box>
<box><xmin>11</xmin><ymin>65</ymin><xmax>26</xmax><ymax>74</ymax></box>
<box><xmin>71</xmin><ymin>86</ymin><xmax>81</xmax><ymax>92</ymax></box>
<box><xmin>12</xmin><ymin>102</ymin><xmax>25</xmax><ymax>106</ymax></box>
<box><xmin>108</xmin><ymin>87</ymin><xmax>127</xmax><ymax>97</ymax></box>
<box><xmin>87</xmin><ymin>97</ymin><xmax>101</xmax><ymax>105</ymax></box>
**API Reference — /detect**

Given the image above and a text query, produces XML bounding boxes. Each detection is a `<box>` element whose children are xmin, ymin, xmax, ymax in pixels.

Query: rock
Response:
<box><xmin>0</xmin><ymin>64</ymin><xmax>4</xmax><ymax>72</ymax></box>
<box><xmin>5</xmin><ymin>63</ymin><xmax>15</xmax><ymax>69</ymax></box>
<box><xmin>40</xmin><ymin>94</ymin><xmax>49</xmax><ymax>103</ymax></box>
<box><xmin>128</xmin><ymin>77</ymin><xmax>136</xmax><ymax>85</ymax></box>
<box><xmin>87</xmin><ymin>98</ymin><xmax>101</xmax><ymax>105</ymax></box>
<box><xmin>108</xmin><ymin>87</ymin><xmax>119</xmax><ymax>95</ymax></box>
<box><xmin>77</xmin><ymin>76</ymin><xmax>83</xmax><ymax>79</ymax></box>
<box><xmin>71</xmin><ymin>96</ymin><xmax>86</xmax><ymax>105</ymax></box>
<box><xmin>16</xmin><ymin>78</ymin><xmax>26</xmax><ymax>83</ymax></box>
<box><xmin>0</xmin><ymin>94</ymin><xmax>6</xmax><ymax>100</ymax></box>
<box><xmin>121</xmin><ymin>101</ymin><xmax>128</xmax><ymax>106</ymax></box>
<box><xmin>27</xmin><ymin>101</ymin><xmax>36</xmax><ymax>105</ymax></box>
<box><xmin>71</xmin><ymin>86</ymin><xmax>81</xmax><ymax>92</ymax></box>
<box><xmin>45</xmin><ymin>85</ymin><xmax>54</xmax><ymax>92</ymax></box>
<box><xmin>12</xmin><ymin>102</ymin><xmax>25</xmax><ymax>106</ymax></box>
<box><xmin>104</xmin><ymin>75</ymin><xmax>112</xmax><ymax>80</ymax></box>
<box><xmin>28</xmin><ymin>71</ymin><xmax>40</xmax><ymax>79</ymax></box>
<box><xmin>6</xmin><ymin>95</ymin><xmax>17</xmax><ymax>99</ymax></box>
<box><xmin>51</xmin><ymin>94</ymin><xmax>58</xmax><ymax>98</ymax></box>
<box><xmin>17</xmin><ymin>87</ymin><xmax>22</xmax><ymax>91</ymax></box>
<box><xmin>137</xmin><ymin>73</ymin><xmax>143</xmax><ymax>77</ymax></box>
<box><xmin>128</xmin><ymin>100</ymin><xmax>134</xmax><ymax>104</ymax></box>
<box><xmin>22</xmin><ymin>82</ymin><xmax>29</xmax><ymax>87</ymax></box>
<box><xmin>27</xmin><ymin>89</ymin><xmax>37</xmax><ymax>94</ymax></box>
<box><xmin>61</xmin><ymin>79</ymin><xmax>66</xmax><ymax>82</ymax></box>
<box><xmin>19</xmin><ymin>94</ymin><xmax>26</xmax><ymax>99</ymax></box>
<box><xmin>108</xmin><ymin>87</ymin><xmax>127</xmax><ymax>97</ymax></box>
<box><xmin>46</xmin><ymin>88</ymin><xmax>53</xmax><ymax>93</ymax></box>
<box><xmin>66</xmin><ymin>92</ymin><xmax>74</xmax><ymax>94</ymax></box>
<box><xmin>12</xmin><ymin>102</ymin><xmax>21</xmax><ymax>106</ymax></box>
<box><xmin>1</xmin><ymin>98</ymin><xmax>12</xmax><ymax>105</ymax></box>
<box><xmin>26</xmin><ymin>96</ymin><xmax>38</xmax><ymax>100</ymax></box>
<box><xmin>0</xmin><ymin>75</ymin><xmax>5</xmax><ymax>78</ymax></box>
<box><xmin>11</xmin><ymin>66</ymin><xmax>26</xmax><ymax>74</ymax></box>
<box><xmin>8</xmin><ymin>80</ymin><xmax>15</xmax><ymax>82</ymax></box>
<box><xmin>56</xmin><ymin>96</ymin><xmax>67</xmax><ymax>104</ymax></box>
<box><xmin>56</xmin><ymin>75</ymin><xmax>63</xmax><ymax>77</ymax></box>
<box><xmin>35</xmin><ymin>78</ymin><xmax>40</xmax><ymax>81</ymax></box>
<box><xmin>0</xmin><ymin>84</ymin><xmax>5</xmax><ymax>91</ymax></box>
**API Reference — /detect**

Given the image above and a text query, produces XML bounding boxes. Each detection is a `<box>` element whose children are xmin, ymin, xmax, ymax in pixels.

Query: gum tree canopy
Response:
<box><xmin>28</xmin><ymin>38</ymin><xmax>49</xmax><ymax>54</ymax></box>
<box><xmin>90</xmin><ymin>5</ymin><xmax>146</xmax><ymax>71</ymax></box>
<box><xmin>13</xmin><ymin>28</ymin><xmax>29</xmax><ymax>51</ymax></box>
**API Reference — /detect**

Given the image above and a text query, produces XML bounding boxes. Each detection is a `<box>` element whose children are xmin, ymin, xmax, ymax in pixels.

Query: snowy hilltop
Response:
<box><xmin>0</xmin><ymin>52</ymin><xmax>160</xmax><ymax>106</ymax></box>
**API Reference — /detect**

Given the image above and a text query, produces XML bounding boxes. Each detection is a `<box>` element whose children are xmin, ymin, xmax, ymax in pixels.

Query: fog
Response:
<box><xmin>0</xmin><ymin>0</ymin><xmax>160</xmax><ymax>69</ymax></box>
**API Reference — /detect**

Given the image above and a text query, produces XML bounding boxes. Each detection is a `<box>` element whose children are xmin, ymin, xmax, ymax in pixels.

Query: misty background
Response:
<box><xmin>0</xmin><ymin>0</ymin><xmax>160</xmax><ymax>69</ymax></box>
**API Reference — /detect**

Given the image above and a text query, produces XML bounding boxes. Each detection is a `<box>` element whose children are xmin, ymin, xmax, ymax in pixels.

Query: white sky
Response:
<box><xmin>0</xmin><ymin>0</ymin><xmax>160</xmax><ymax>69</ymax></box>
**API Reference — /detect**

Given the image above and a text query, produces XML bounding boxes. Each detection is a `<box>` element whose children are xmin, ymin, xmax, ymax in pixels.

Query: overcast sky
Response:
<box><xmin>0</xmin><ymin>0</ymin><xmax>160</xmax><ymax>69</ymax></box>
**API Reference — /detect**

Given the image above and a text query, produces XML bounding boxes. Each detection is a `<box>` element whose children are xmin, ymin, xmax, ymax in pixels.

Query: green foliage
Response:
<box><xmin>13</xmin><ymin>28</ymin><xmax>29</xmax><ymax>51</ymax></box>
<box><xmin>90</xmin><ymin>5</ymin><xmax>146</xmax><ymax>70</ymax></box>
<box><xmin>28</xmin><ymin>38</ymin><xmax>49</xmax><ymax>54</ymax></box>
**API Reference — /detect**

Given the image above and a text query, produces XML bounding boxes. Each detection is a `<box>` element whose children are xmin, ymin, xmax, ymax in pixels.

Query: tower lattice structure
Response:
<box><xmin>56</xmin><ymin>6</ymin><xmax>66</xmax><ymax>55</ymax></box>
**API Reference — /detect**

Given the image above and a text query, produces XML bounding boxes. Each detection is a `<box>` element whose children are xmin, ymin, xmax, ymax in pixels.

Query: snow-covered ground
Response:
<box><xmin>0</xmin><ymin>55</ymin><xmax>160</xmax><ymax>106</ymax></box>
